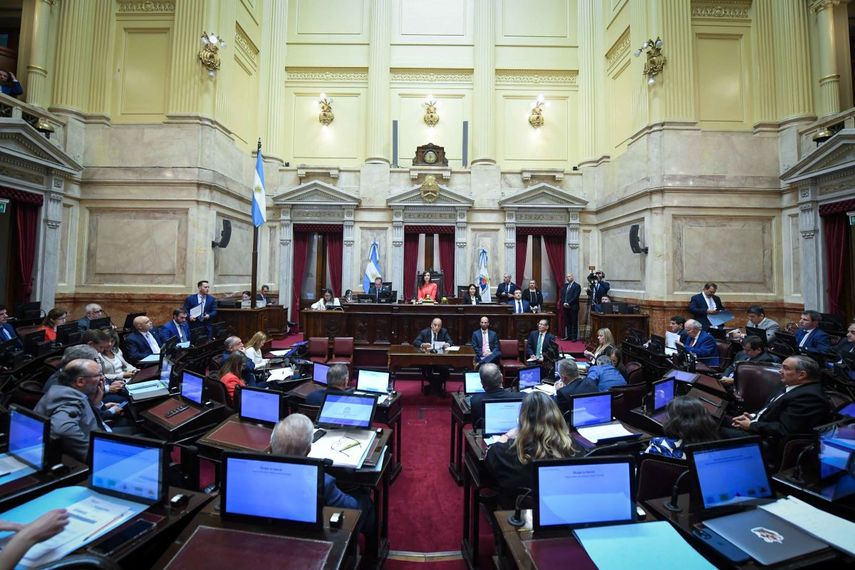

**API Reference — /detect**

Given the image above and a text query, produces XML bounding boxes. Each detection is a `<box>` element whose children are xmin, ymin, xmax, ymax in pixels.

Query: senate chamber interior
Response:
<box><xmin>0</xmin><ymin>1</ymin><xmax>853</xmax><ymax>568</ymax></box>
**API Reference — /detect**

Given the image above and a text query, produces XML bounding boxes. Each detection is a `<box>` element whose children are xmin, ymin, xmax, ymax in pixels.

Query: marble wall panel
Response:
<box><xmin>359</xmin><ymin>227</ymin><xmax>390</xmax><ymax>290</ymax></box>
<box><xmin>112</xmin><ymin>25</ymin><xmax>172</xmax><ymax>122</ymax></box>
<box><xmin>467</xmin><ymin>230</ymin><xmax>500</xmax><ymax>291</ymax></box>
<box><xmin>400</xmin><ymin>0</ymin><xmax>467</xmax><ymax>38</ymax></box>
<box><xmin>58</xmin><ymin>204</ymin><xmax>73</xmax><ymax>287</ymax></box>
<box><xmin>600</xmin><ymin>221</ymin><xmax>643</xmax><ymax>289</ymax></box>
<box><xmin>84</xmin><ymin>209</ymin><xmax>187</xmax><ymax>285</ymax></box>
<box><xmin>214</xmin><ymin>216</ymin><xmax>253</xmax><ymax>282</ymax></box>
<box><xmin>672</xmin><ymin>215</ymin><xmax>774</xmax><ymax>294</ymax></box>
<box><xmin>789</xmin><ymin>213</ymin><xmax>801</xmax><ymax>295</ymax></box>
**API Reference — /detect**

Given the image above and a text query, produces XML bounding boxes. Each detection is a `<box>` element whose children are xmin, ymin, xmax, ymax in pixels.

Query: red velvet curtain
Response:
<box><xmin>403</xmin><ymin>233</ymin><xmax>419</xmax><ymax>300</ymax></box>
<box><xmin>15</xmin><ymin>202</ymin><xmax>39</xmax><ymax>302</ymax></box>
<box><xmin>326</xmin><ymin>232</ymin><xmax>343</xmax><ymax>297</ymax></box>
<box><xmin>438</xmin><ymin>233</ymin><xmax>455</xmax><ymax>296</ymax></box>
<box><xmin>822</xmin><ymin>213</ymin><xmax>848</xmax><ymax>315</ymax></box>
<box><xmin>515</xmin><ymin>233</ymin><xmax>527</xmax><ymax>287</ymax></box>
<box><xmin>291</xmin><ymin>232</ymin><xmax>310</xmax><ymax>327</ymax></box>
<box><xmin>543</xmin><ymin>234</ymin><xmax>567</xmax><ymax>337</ymax></box>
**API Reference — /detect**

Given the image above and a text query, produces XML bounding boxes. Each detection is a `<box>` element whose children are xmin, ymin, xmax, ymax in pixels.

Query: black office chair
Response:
<box><xmin>33</xmin><ymin>553</ymin><xmax>121</xmax><ymax>570</ymax></box>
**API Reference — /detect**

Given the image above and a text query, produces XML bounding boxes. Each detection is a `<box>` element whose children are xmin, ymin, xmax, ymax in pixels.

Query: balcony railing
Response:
<box><xmin>0</xmin><ymin>92</ymin><xmax>66</xmax><ymax>150</ymax></box>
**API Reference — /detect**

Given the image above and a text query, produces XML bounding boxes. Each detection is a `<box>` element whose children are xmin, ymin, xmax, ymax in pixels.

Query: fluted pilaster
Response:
<box><xmin>52</xmin><ymin>0</ymin><xmax>95</xmax><ymax>111</ymax></box>
<box><xmin>577</xmin><ymin>0</ymin><xmax>596</xmax><ymax>160</ymax></box>
<box><xmin>751</xmin><ymin>0</ymin><xmax>776</xmax><ymax>124</ymax></box>
<box><xmin>471</xmin><ymin>0</ymin><xmax>495</xmax><ymax>165</ymax></box>
<box><xmin>260</xmin><ymin>0</ymin><xmax>288</xmax><ymax>160</ymax></box>
<box><xmin>25</xmin><ymin>0</ymin><xmax>53</xmax><ymax>108</ymax></box>
<box><xmin>365</xmin><ymin>0</ymin><xmax>391</xmax><ymax>164</ymax></box>
<box><xmin>167</xmin><ymin>0</ymin><xmax>209</xmax><ymax>116</ymax></box>
<box><xmin>650</xmin><ymin>0</ymin><xmax>695</xmax><ymax>122</ymax></box>
<box><xmin>773</xmin><ymin>0</ymin><xmax>813</xmax><ymax>120</ymax></box>
<box><xmin>88</xmin><ymin>0</ymin><xmax>112</xmax><ymax>117</ymax></box>
<box><xmin>811</xmin><ymin>0</ymin><xmax>843</xmax><ymax>117</ymax></box>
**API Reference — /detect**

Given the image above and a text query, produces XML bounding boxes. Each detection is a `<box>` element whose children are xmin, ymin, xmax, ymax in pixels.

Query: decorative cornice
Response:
<box><xmin>391</xmin><ymin>70</ymin><xmax>473</xmax><ymax>84</ymax></box>
<box><xmin>495</xmin><ymin>70</ymin><xmax>578</xmax><ymax>87</ymax></box>
<box><xmin>234</xmin><ymin>24</ymin><xmax>259</xmax><ymax>68</ymax></box>
<box><xmin>606</xmin><ymin>28</ymin><xmax>631</xmax><ymax>71</ymax></box>
<box><xmin>285</xmin><ymin>69</ymin><xmax>368</xmax><ymax>83</ymax></box>
<box><xmin>691</xmin><ymin>1</ymin><xmax>751</xmax><ymax>19</ymax></box>
<box><xmin>116</xmin><ymin>1</ymin><xmax>176</xmax><ymax>14</ymax></box>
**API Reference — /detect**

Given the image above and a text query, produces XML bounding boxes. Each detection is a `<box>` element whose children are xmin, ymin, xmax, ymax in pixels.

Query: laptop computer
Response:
<box><xmin>236</xmin><ymin>386</ymin><xmax>286</xmax><ymax>427</ymax></box>
<box><xmin>0</xmin><ymin>405</ymin><xmax>49</xmax><ymax>475</ymax></box>
<box><xmin>356</xmin><ymin>369</ymin><xmax>390</xmax><ymax>394</ymax></box>
<box><xmin>518</xmin><ymin>366</ymin><xmax>541</xmax><ymax>389</ymax></box>
<box><xmin>815</xmin><ymin>420</ymin><xmax>855</xmax><ymax>501</ymax></box>
<box><xmin>88</xmin><ymin>317</ymin><xmax>112</xmax><ymax>330</ymax></box>
<box><xmin>220</xmin><ymin>452</ymin><xmax>324</xmax><ymax>528</ymax></box>
<box><xmin>482</xmin><ymin>399</ymin><xmax>523</xmax><ymax>437</ymax></box>
<box><xmin>664</xmin><ymin>369</ymin><xmax>699</xmax><ymax>384</ymax></box>
<box><xmin>316</xmin><ymin>393</ymin><xmax>377</xmax><ymax>430</ymax></box>
<box><xmin>312</xmin><ymin>362</ymin><xmax>330</xmax><ymax>386</ymax></box>
<box><xmin>744</xmin><ymin>326</ymin><xmax>768</xmax><ymax>346</ymax></box>
<box><xmin>180</xmin><ymin>370</ymin><xmax>205</xmax><ymax>405</ymax></box>
<box><xmin>464</xmin><ymin>371</ymin><xmax>484</xmax><ymax>395</ymax></box>
<box><xmin>533</xmin><ymin>455</ymin><xmax>636</xmax><ymax>530</ymax></box>
<box><xmin>569</xmin><ymin>392</ymin><xmax>641</xmax><ymax>445</ymax></box>
<box><xmin>88</xmin><ymin>431</ymin><xmax>167</xmax><ymax>505</ymax></box>
<box><xmin>311</xmin><ymin>393</ymin><xmax>378</xmax><ymax>468</ymax></box>
<box><xmin>648</xmin><ymin>377</ymin><xmax>675</xmax><ymax>424</ymax></box>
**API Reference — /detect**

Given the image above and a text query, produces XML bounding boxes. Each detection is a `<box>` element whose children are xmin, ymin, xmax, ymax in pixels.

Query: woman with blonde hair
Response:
<box><xmin>584</xmin><ymin>327</ymin><xmax>615</xmax><ymax>361</ymax></box>
<box><xmin>486</xmin><ymin>391</ymin><xmax>579</xmax><ymax>504</ymax></box>
<box><xmin>244</xmin><ymin>331</ymin><xmax>269</xmax><ymax>367</ymax></box>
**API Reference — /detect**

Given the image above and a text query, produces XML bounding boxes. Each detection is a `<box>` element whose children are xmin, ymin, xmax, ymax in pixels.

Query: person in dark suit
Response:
<box><xmin>0</xmin><ymin>305</ymin><xmax>21</xmax><ymax>349</ymax></box>
<box><xmin>183</xmin><ymin>280</ymin><xmax>218</xmax><ymax>330</ymax></box>
<box><xmin>469</xmin><ymin>363</ymin><xmax>523</xmax><ymax>429</ymax></box>
<box><xmin>833</xmin><ymin>321</ymin><xmax>855</xmax><ymax>358</ymax></box>
<box><xmin>306</xmin><ymin>363</ymin><xmax>351</xmax><ymax>406</ymax></box>
<box><xmin>727</xmin><ymin>355</ymin><xmax>832</xmax><ymax>439</ymax></box>
<box><xmin>414</xmin><ymin>318</ymin><xmax>455</xmax><ymax>395</ymax></box>
<box><xmin>124</xmin><ymin>316</ymin><xmax>163</xmax><ymax>365</ymax></box>
<box><xmin>367</xmin><ymin>277</ymin><xmax>391</xmax><ymax>303</ymax></box>
<box><xmin>587</xmin><ymin>271</ymin><xmax>610</xmax><ymax>304</ymax></box>
<box><xmin>555</xmin><ymin>359</ymin><xmax>598</xmax><ymax>413</ymax></box>
<box><xmin>508</xmin><ymin>290</ymin><xmax>530</xmax><ymax>314</ymax></box>
<box><xmin>462</xmin><ymin>283</ymin><xmax>482</xmax><ymax>305</ymax></box>
<box><xmin>795</xmin><ymin>310</ymin><xmax>832</xmax><ymax>353</ymax></box>
<box><xmin>495</xmin><ymin>274</ymin><xmax>518</xmax><ymax>303</ymax></box>
<box><xmin>688</xmin><ymin>282</ymin><xmax>724</xmax><ymax>330</ymax></box>
<box><xmin>526</xmin><ymin>319</ymin><xmax>556</xmax><ymax>363</ymax></box>
<box><xmin>223</xmin><ymin>336</ymin><xmax>259</xmax><ymax>387</ymax></box>
<box><xmin>720</xmin><ymin>335</ymin><xmax>779</xmax><ymax>380</ymax></box>
<box><xmin>471</xmin><ymin>316</ymin><xmax>500</xmax><ymax>367</ymax></box>
<box><xmin>676</xmin><ymin>319</ymin><xmax>720</xmax><ymax>366</ymax></box>
<box><xmin>559</xmin><ymin>273</ymin><xmax>581</xmax><ymax>340</ymax></box>
<box><xmin>521</xmin><ymin>280</ymin><xmax>544</xmax><ymax>312</ymax></box>
<box><xmin>159</xmin><ymin>308</ymin><xmax>191</xmax><ymax>344</ymax></box>
<box><xmin>76</xmin><ymin>303</ymin><xmax>106</xmax><ymax>331</ymax></box>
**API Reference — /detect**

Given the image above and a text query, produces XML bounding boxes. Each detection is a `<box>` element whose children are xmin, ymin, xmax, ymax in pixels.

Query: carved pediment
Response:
<box><xmin>272</xmin><ymin>179</ymin><xmax>360</xmax><ymax>207</ymax></box>
<box><xmin>498</xmin><ymin>182</ymin><xmax>587</xmax><ymax>209</ymax></box>
<box><xmin>0</xmin><ymin>120</ymin><xmax>81</xmax><ymax>177</ymax></box>
<box><xmin>781</xmin><ymin>128</ymin><xmax>855</xmax><ymax>185</ymax></box>
<box><xmin>387</xmin><ymin>182</ymin><xmax>474</xmax><ymax>208</ymax></box>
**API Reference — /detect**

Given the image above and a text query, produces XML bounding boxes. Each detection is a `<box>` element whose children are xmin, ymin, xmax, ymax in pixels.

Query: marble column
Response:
<box><xmin>471</xmin><ymin>0</ymin><xmax>496</xmax><ymax>165</ymax></box>
<box><xmin>577</xmin><ymin>0</ymin><xmax>596</xmax><ymax>162</ymax></box>
<box><xmin>342</xmin><ymin>209</ymin><xmax>356</xmax><ymax>293</ymax></box>
<box><xmin>88</xmin><ymin>0</ymin><xmax>112</xmax><ymax>119</ymax></box>
<box><xmin>24</xmin><ymin>0</ymin><xmax>53</xmax><ymax>109</ymax></box>
<box><xmin>504</xmin><ymin>211</ymin><xmax>516</xmax><ymax>280</ymax></box>
<box><xmin>650</xmin><ymin>0</ymin><xmax>695</xmax><ymax>122</ymax></box>
<box><xmin>39</xmin><ymin>176</ymin><xmax>65</xmax><ymax>308</ymax></box>
<box><xmin>566</xmin><ymin>213</ymin><xmax>581</xmax><ymax>281</ymax></box>
<box><xmin>390</xmin><ymin>210</ymin><xmax>404</xmax><ymax>298</ymax></box>
<box><xmin>365</xmin><ymin>0</ymin><xmax>391</xmax><ymax>163</ymax></box>
<box><xmin>798</xmin><ymin>183</ymin><xmax>822</xmax><ymax>310</ymax></box>
<box><xmin>278</xmin><ymin>208</ymin><xmax>294</xmax><ymax>319</ymax></box>
<box><xmin>773</xmin><ymin>0</ymin><xmax>813</xmax><ymax>120</ymax></box>
<box><xmin>259</xmin><ymin>0</ymin><xmax>288</xmax><ymax>161</ymax></box>
<box><xmin>52</xmin><ymin>0</ymin><xmax>95</xmax><ymax>112</ymax></box>
<box><xmin>167</xmin><ymin>0</ymin><xmax>209</xmax><ymax>117</ymax></box>
<box><xmin>454</xmin><ymin>209</ymin><xmax>468</xmax><ymax>294</ymax></box>
<box><xmin>751</xmin><ymin>0</ymin><xmax>777</xmax><ymax>126</ymax></box>
<box><xmin>811</xmin><ymin>0</ymin><xmax>845</xmax><ymax>117</ymax></box>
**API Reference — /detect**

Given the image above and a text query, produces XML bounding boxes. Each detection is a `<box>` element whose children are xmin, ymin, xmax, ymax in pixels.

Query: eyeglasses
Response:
<box><xmin>81</xmin><ymin>373</ymin><xmax>105</xmax><ymax>379</ymax></box>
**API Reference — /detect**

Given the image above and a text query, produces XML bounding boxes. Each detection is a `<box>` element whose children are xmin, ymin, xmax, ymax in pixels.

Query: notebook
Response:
<box><xmin>518</xmin><ymin>366</ymin><xmax>541</xmax><ymax>389</ymax></box>
<box><xmin>483</xmin><ymin>400</ymin><xmax>523</xmax><ymax>436</ymax></box>
<box><xmin>687</xmin><ymin>438</ymin><xmax>774</xmax><ymax>513</ymax></box>
<box><xmin>237</xmin><ymin>386</ymin><xmax>285</xmax><ymax>427</ymax></box>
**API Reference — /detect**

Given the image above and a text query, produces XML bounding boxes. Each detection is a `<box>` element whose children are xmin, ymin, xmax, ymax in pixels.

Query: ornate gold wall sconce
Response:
<box><xmin>318</xmin><ymin>93</ymin><xmax>334</xmax><ymax>126</ymax></box>
<box><xmin>198</xmin><ymin>32</ymin><xmax>226</xmax><ymax>77</ymax></box>
<box><xmin>529</xmin><ymin>95</ymin><xmax>545</xmax><ymax>129</ymax></box>
<box><xmin>423</xmin><ymin>96</ymin><xmax>439</xmax><ymax>127</ymax></box>
<box><xmin>634</xmin><ymin>37</ymin><xmax>665</xmax><ymax>85</ymax></box>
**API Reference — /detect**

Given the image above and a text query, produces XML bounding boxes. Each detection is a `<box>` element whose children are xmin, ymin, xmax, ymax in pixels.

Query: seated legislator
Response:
<box><xmin>124</xmin><ymin>315</ymin><xmax>162</xmax><ymax>366</ymax></box>
<box><xmin>525</xmin><ymin>319</ymin><xmax>555</xmax><ymax>364</ymax></box>
<box><xmin>160</xmin><ymin>308</ymin><xmax>191</xmax><ymax>344</ymax></box>
<box><xmin>42</xmin><ymin>345</ymin><xmax>99</xmax><ymax>394</ymax></box>
<box><xmin>462</xmin><ymin>283</ymin><xmax>482</xmax><ymax>305</ymax></box>
<box><xmin>592</xmin><ymin>295</ymin><xmax>612</xmax><ymax>313</ymax></box>
<box><xmin>521</xmin><ymin>280</ymin><xmax>544</xmax><ymax>312</ymax></box>
<box><xmin>676</xmin><ymin>319</ymin><xmax>720</xmax><ymax>366</ymax></box>
<box><xmin>729</xmin><ymin>305</ymin><xmax>780</xmax><ymax>342</ymax></box>
<box><xmin>796</xmin><ymin>310</ymin><xmax>832</xmax><ymax>353</ymax></box>
<box><xmin>0</xmin><ymin>510</ymin><xmax>69</xmax><ymax>569</ymax></box>
<box><xmin>720</xmin><ymin>335</ymin><xmax>779</xmax><ymax>382</ymax></box>
<box><xmin>644</xmin><ymin>396</ymin><xmax>719</xmax><ymax>460</ymax></box>
<box><xmin>586</xmin><ymin>348</ymin><xmax>627</xmax><ymax>391</ymax></box>
<box><xmin>258</xmin><ymin>284</ymin><xmax>271</xmax><ymax>304</ymax></box>
<box><xmin>583</xmin><ymin>327</ymin><xmax>615</xmax><ymax>362</ymax></box>
<box><xmin>725</xmin><ymin>355</ymin><xmax>833</xmax><ymax>439</ymax></box>
<box><xmin>39</xmin><ymin>308</ymin><xmax>67</xmax><ymax>343</ymax></box>
<box><xmin>244</xmin><ymin>331</ymin><xmax>269</xmax><ymax>368</ymax></box>
<box><xmin>86</xmin><ymin>329</ymin><xmax>133</xmax><ymax>406</ymax></box>
<box><xmin>0</xmin><ymin>304</ymin><xmax>21</xmax><ymax>348</ymax></box>
<box><xmin>183</xmin><ymin>279</ymin><xmax>218</xmax><ymax>329</ymax></box>
<box><xmin>485</xmin><ymin>391</ymin><xmax>580</xmax><ymax>507</ymax></box>
<box><xmin>415</xmin><ymin>318</ymin><xmax>454</xmax><ymax>395</ymax></box>
<box><xmin>688</xmin><ymin>282</ymin><xmax>724</xmax><ymax>330</ymax></box>
<box><xmin>555</xmin><ymin>359</ymin><xmax>598</xmax><ymax>412</ymax></box>
<box><xmin>310</xmin><ymin>288</ymin><xmax>340</xmax><ymax>310</ymax></box>
<box><xmin>34</xmin><ymin>359</ymin><xmax>118</xmax><ymax>462</ymax></box>
<box><xmin>270</xmin><ymin>414</ymin><xmax>374</xmax><ymax>532</ymax></box>
<box><xmin>306</xmin><ymin>363</ymin><xmax>351</xmax><ymax>406</ymax></box>
<box><xmin>471</xmin><ymin>316</ymin><xmax>500</xmax><ymax>367</ymax></box>
<box><xmin>76</xmin><ymin>302</ymin><xmax>105</xmax><ymax>331</ymax></box>
<box><xmin>367</xmin><ymin>276</ymin><xmax>391</xmax><ymax>302</ymax></box>
<box><xmin>218</xmin><ymin>352</ymin><xmax>249</xmax><ymax>402</ymax></box>
<box><xmin>834</xmin><ymin>321</ymin><xmax>855</xmax><ymax>357</ymax></box>
<box><xmin>417</xmin><ymin>271</ymin><xmax>438</xmax><ymax>302</ymax></box>
<box><xmin>508</xmin><ymin>289</ymin><xmax>530</xmax><ymax>314</ymax></box>
<box><xmin>223</xmin><ymin>336</ymin><xmax>258</xmax><ymax>386</ymax></box>
<box><xmin>469</xmin><ymin>363</ymin><xmax>523</xmax><ymax>428</ymax></box>
<box><xmin>496</xmin><ymin>274</ymin><xmax>518</xmax><ymax>303</ymax></box>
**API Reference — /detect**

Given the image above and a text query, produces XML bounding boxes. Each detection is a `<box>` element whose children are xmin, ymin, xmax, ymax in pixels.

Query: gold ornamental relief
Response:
<box><xmin>420</xmin><ymin>175</ymin><xmax>440</xmax><ymax>203</ymax></box>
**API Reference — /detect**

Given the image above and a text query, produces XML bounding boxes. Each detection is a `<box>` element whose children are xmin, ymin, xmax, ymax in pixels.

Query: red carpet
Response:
<box><xmin>270</xmin><ymin>333</ymin><xmax>304</xmax><ymax>349</ymax></box>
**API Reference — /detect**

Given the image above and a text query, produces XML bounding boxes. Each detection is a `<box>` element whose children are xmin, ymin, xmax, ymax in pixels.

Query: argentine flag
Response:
<box><xmin>477</xmin><ymin>248</ymin><xmax>492</xmax><ymax>302</ymax></box>
<box><xmin>251</xmin><ymin>149</ymin><xmax>266</xmax><ymax>227</ymax></box>
<box><xmin>363</xmin><ymin>241</ymin><xmax>383</xmax><ymax>292</ymax></box>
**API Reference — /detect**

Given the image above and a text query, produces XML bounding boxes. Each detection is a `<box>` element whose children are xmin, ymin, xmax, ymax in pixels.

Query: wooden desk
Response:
<box><xmin>387</xmin><ymin>345</ymin><xmax>476</xmax><ymax>372</ymax></box>
<box><xmin>570</xmin><ymin>423</ymin><xmax>650</xmax><ymax>454</ymax></box>
<box><xmin>494</xmin><ymin>509</ymin><xmax>598</xmax><ymax>569</ymax></box>
<box><xmin>461</xmin><ymin>430</ymin><xmax>495</xmax><ymax>569</ymax></box>
<box><xmin>217</xmin><ymin>305</ymin><xmax>287</xmax><ymax>341</ymax></box>
<box><xmin>590</xmin><ymin>312</ymin><xmax>650</xmax><ymax>346</ymax></box>
<box><xmin>139</xmin><ymin>397</ymin><xmax>227</xmax><ymax>442</ymax></box>
<box><xmin>154</xmin><ymin>503</ymin><xmax>360</xmax><ymax>570</ymax></box>
<box><xmin>449</xmin><ymin>392</ymin><xmax>471</xmax><ymax>485</ymax></box>
<box><xmin>0</xmin><ymin>456</ymin><xmax>88</xmax><ymax>512</ymax></box>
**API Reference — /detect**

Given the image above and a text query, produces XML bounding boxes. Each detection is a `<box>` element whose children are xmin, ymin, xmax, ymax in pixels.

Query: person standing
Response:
<box><xmin>560</xmin><ymin>273</ymin><xmax>581</xmax><ymax>340</ymax></box>
<box><xmin>495</xmin><ymin>274</ymin><xmax>518</xmax><ymax>303</ymax></box>
<box><xmin>688</xmin><ymin>282</ymin><xmax>724</xmax><ymax>330</ymax></box>
<box><xmin>183</xmin><ymin>280</ymin><xmax>218</xmax><ymax>332</ymax></box>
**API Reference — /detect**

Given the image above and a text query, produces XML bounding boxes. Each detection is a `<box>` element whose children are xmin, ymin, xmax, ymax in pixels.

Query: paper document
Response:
<box><xmin>0</xmin><ymin>454</ymin><xmax>30</xmax><ymax>475</ymax></box>
<box><xmin>138</xmin><ymin>354</ymin><xmax>159</xmax><ymax>364</ymax></box>
<box><xmin>708</xmin><ymin>310</ymin><xmax>734</xmax><ymax>327</ymax></box>
<box><xmin>432</xmin><ymin>341</ymin><xmax>446</xmax><ymax>351</ymax></box>
<box><xmin>308</xmin><ymin>429</ymin><xmax>377</xmax><ymax>469</ymax></box>
<box><xmin>21</xmin><ymin>496</ymin><xmax>136</xmax><ymax>567</ymax></box>
<box><xmin>483</xmin><ymin>435</ymin><xmax>503</xmax><ymax>446</ymax></box>
<box><xmin>269</xmin><ymin>350</ymin><xmax>289</xmax><ymax>357</ymax></box>
<box><xmin>665</xmin><ymin>347</ymin><xmax>678</xmax><ymax>356</ymax></box>
<box><xmin>665</xmin><ymin>331</ymin><xmax>680</xmax><ymax>349</ymax></box>
<box><xmin>445</xmin><ymin>346</ymin><xmax>461</xmax><ymax>352</ymax></box>
<box><xmin>760</xmin><ymin>496</ymin><xmax>855</xmax><ymax>557</ymax></box>
<box><xmin>534</xmin><ymin>384</ymin><xmax>556</xmax><ymax>396</ymax></box>
<box><xmin>576</xmin><ymin>422</ymin><xmax>637</xmax><ymax>443</ymax></box>
<box><xmin>188</xmin><ymin>304</ymin><xmax>203</xmax><ymax>319</ymax></box>
<box><xmin>176</xmin><ymin>341</ymin><xmax>191</xmax><ymax>349</ymax></box>
<box><xmin>266</xmin><ymin>367</ymin><xmax>294</xmax><ymax>382</ymax></box>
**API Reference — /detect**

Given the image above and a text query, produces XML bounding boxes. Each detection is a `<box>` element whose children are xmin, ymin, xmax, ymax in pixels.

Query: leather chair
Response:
<box><xmin>714</xmin><ymin>339</ymin><xmax>734</xmax><ymax>371</ymax></box>
<box><xmin>296</xmin><ymin>403</ymin><xmax>320</xmax><ymax>422</ymax></box>
<box><xmin>34</xmin><ymin>553</ymin><xmax>121</xmax><ymax>570</ymax></box>
<box><xmin>733</xmin><ymin>361</ymin><xmax>783</xmax><ymax>414</ymax></box>
<box><xmin>499</xmin><ymin>339</ymin><xmax>526</xmax><ymax>387</ymax></box>
<box><xmin>637</xmin><ymin>456</ymin><xmax>688</xmax><ymax>502</ymax></box>
<box><xmin>205</xmin><ymin>375</ymin><xmax>233</xmax><ymax>411</ymax></box>
<box><xmin>327</xmin><ymin>337</ymin><xmax>354</xmax><ymax>368</ymax></box>
<box><xmin>610</xmin><ymin>383</ymin><xmax>646</xmax><ymax>422</ymax></box>
<box><xmin>307</xmin><ymin>337</ymin><xmax>329</xmax><ymax>364</ymax></box>
<box><xmin>623</xmin><ymin>361</ymin><xmax>644</xmax><ymax>384</ymax></box>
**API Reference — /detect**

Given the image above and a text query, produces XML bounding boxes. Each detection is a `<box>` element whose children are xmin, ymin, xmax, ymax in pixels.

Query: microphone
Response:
<box><xmin>507</xmin><ymin>488</ymin><xmax>532</xmax><ymax>527</ymax></box>
<box><xmin>664</xmin><ymin>469</ymin><xmax>692</xmax><ymax>512</ymax></box>
<box><xmin>791</xmin><ymin>444</ymin><xmax>816</xmax><ymax>483</ymax></box>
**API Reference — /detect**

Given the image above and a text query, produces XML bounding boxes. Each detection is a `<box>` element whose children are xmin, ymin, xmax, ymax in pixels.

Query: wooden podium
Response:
<box><xmin>589</xmin><ymin>311</ymin><xmax>649</xmax><ymax>346</ymax></box>
<box><xmin>217</xmin><ymin>305</ymin><xmax>287</xmax><ymax>340</ymax></box>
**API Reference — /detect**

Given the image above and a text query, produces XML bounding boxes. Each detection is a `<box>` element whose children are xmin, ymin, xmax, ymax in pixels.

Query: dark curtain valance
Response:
<box><xmin>404</xmin><ymin>225</ymin><xmax>454</xmax><ymax>234</ymax></box>
<box><xmin>819</xmin><ymin>199</ymin><xmax>855</xmax><ymax>216</ymax></box>
<box><xmin>0</xmin><ymin>186</ymin><xmax>43</xmax><ymax>206</ymax></box>
<box><xmin>293</xmin><ymin>224</ymin><xmax>343</xmax><ymax>233</ymax></box>
<box><xmin>516</xmin><ymin>226</ymin><xmax>566</xmax><ymax>237</ymax></box>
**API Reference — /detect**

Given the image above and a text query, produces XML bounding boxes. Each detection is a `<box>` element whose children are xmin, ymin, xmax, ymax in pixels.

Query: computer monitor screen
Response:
<box><xmin>818</xmin><ymin>423</ymin><xmax>855</xmax><ymax>500</ymax></box>
<box><xmin>519</xmin><ymin>366</ymin><xmax>541</xmax><ymax>389</ymax></box>
<box><xmin>357</xmin><ymin>370</ymin><xmax>390</xmax><ymax>393</ymax></box>
<box><xmin>689</xmin><ymin>439</ymin><xmax>773</xmax><ymax>510</ymax></box>
<box><xmin>664</xmin><ymin>369</ymin><xmax>698</xmax><ymax>383</ymax></box>
<box><xmin>317</xmin><ymin>393</ymin><xmax>375</xmax><ymax>429</ymax></box>
<box><xmin>89</xmin><ymin>432</ymin><xmax>165</xmax><ymax>504</ymax></box>
<box><xmin>181</xmin><ymin>370</ymin><xmax>204</xmax><ymax>404</ymax></box>
<box><xmin>570</xmin><ymin>393</ymin><xmax>612</xmax><ymax>428</ymax></box>
<box><xmin>222</xmin><ymin>454</ymin><xmax>323</xmax><ymax>527</ymax></box>
<box><xmin>8</xmin><ymin>407</ymin><xmax>47</xmax><ymax>470</ymax></box>
<box><xmin>159</xmin><ymin>356</ymin><xmax>173</xmax><ymax>385</ymax></box>
<box><xmin>534</xmin><ymin>457</ymin><xmax>635</xmax><ymax>529</ymax></box>
<box><xmin>653</xmin><ymin>378</ymin><xmax>675</xmax><ymax>411</ymax></box>
<box><xmin>838</xmin><ymin>402</ymin><xmax>855</xmax><ymax>418</ymax></box>
<box><xmin>313</xmin><ymin>362</ymin><xmax>329</xmax><ymax>385</ymax></box>
<box><xmin>464</xmin><ymin>372</ymin><xmax>484</xmax><ymax>395</ymax></box>
<box><xmin>483</xmin><ymin>400</ymin><xmax>523</xmax><ymax>436</ymax></box>
<box><xmin>239</xmin><ymin>387</ymin><xmax>282</xmax><ymax>426</ymax></box>
<box><xmin>88</xmin><ymin>317</ymin><xmax>112</xmax><ymax>330</ymax></box>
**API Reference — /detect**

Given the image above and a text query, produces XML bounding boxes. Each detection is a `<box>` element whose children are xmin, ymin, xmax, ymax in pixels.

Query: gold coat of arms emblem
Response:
<box><xmin>420</xmin><ymin>175</ymin><xmax>440</xmax><ymax>203</ymax></box>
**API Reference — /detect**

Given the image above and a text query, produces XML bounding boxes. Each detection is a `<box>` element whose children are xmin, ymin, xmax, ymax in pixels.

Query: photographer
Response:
<box><xmin>587</xmin><ymin>269</ymin><xmax>610</xmax><ymax>304</ymax></box>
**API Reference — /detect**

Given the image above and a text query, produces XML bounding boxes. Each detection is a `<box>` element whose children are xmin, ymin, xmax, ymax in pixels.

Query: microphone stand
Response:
<box><xmin>664</xmin><ymin>469</ymin><xmax>692</xmax><ymax>512</ymax></box>
<box><xmin>507</xmin><ymin>488</ymin><xmax>532</xmax><ymax>527</ymax></box>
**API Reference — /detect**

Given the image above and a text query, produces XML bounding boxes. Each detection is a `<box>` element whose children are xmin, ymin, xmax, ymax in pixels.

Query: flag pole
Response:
<box><xmin>251</xmin><ymin>137</ymin><xmax>261</xmax><ymax>309</ymax></box>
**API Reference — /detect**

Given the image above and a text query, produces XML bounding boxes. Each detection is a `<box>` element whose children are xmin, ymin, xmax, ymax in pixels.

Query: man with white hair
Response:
<box><xmin>223</xmin><ymin>336</ymin><xmax>257</xmax><ymax>385</ymax></box>
<box><xmin>76</xmin><ymin>303</ymin><xmax>106</xmax><ymax>331</ymax></box>
<box><xmin>676</xmin><ymin>319</ymin><xmax>720</xmax><ymax>366</ymax></box>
